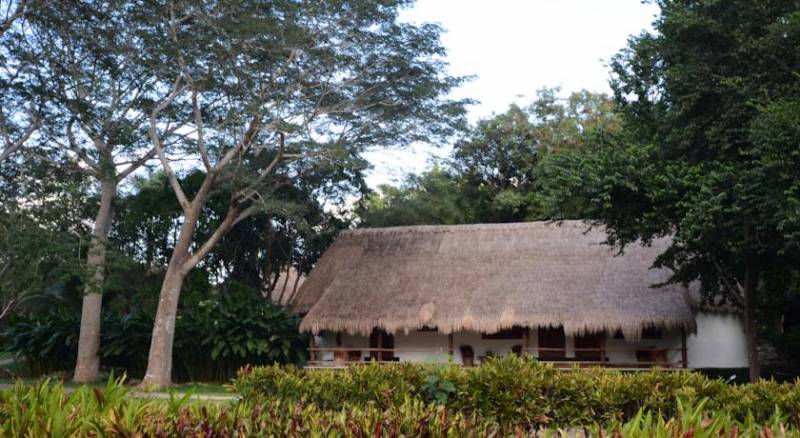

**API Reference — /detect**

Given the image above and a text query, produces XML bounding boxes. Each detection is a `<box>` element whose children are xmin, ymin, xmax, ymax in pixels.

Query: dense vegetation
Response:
<box><xmin>0</xmin><ymin>0</ymin><xmax>466</xmax><ymax>386</ymax></box>
<box><xmin>233</xmin><ymin>356</ymin><xmax>800</xmax><ymax>429</ymax></box>
<box><xmin>1</xmin><ymin>359</ymin><xmax>799</xmax><ymax>436</ymax></box>
<box><xmin>0</xmin><ymin>0</ymin><xmax>796</xmax><ymax>403</ymax></box>
<box><xmin>356</xmin><ymin>0</ymin><xmax>800</xmax><ymax>379</ymax></box>
<box><xmin>1</xmin><ymin>281</ymin><xmax>306</xmax><ymax>382</ymax></box>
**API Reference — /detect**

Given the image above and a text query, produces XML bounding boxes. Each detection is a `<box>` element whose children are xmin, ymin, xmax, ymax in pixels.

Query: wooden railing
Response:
<box><xmin>306</xmin><ymin>347</ymin><xmax>688</xmax><ymax>369</ymax></box>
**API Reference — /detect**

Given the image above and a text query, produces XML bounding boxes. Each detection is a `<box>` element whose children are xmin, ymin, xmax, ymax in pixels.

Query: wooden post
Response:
<box><xmin>600</xmin><ymin>331</ymin><xmax>606</xmax><ymax>364</ymax></box>
<box><xmin>448</xmin><ymin>333</ymin><xmax>454</xmax><ymax>359</ymax></box>
<box><xmin>309</xmin><ymin>335</ymin><xmax>317</xmax><ymax>363</ymax></box>
<box><xmin>522</xmin><ymin>327</ymin><xmax>530</xmax><ymax>357</ymax></box>
<box><xmin>681</xmin><ymin>327</ymin><xmax>688</xmax><ymax>369</ymax></box>
<box><xmin>377</xmin><ymin>330</ymin><xmax>383</xmax><ymax>361</ymax></box>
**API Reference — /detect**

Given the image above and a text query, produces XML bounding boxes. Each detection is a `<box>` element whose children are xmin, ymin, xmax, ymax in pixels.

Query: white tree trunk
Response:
<box><xmin>141</xmin><ymin>211</ymin><xmax>198</xmax><ymax>387</ymax></box>
<box><xmin>141</xmin><ymin>264</ymin><xmax>187</xmax><ymax>387</ymax></box>
<box><xmin>73</xmin><ymin>179</ymin><xmax>116</xmax><ymax>383</ymax></box>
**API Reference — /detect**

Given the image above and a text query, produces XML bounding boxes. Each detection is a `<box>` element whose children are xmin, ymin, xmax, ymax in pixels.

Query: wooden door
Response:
<box><xmin>537</xmin><ymin>326</ymin><xmax>566</xmax><ymax>361</ymax></box>
<box><xmin>574</xmin><ymin>331</ymin><xmax>604</xmax><ymax>362</ymax></box>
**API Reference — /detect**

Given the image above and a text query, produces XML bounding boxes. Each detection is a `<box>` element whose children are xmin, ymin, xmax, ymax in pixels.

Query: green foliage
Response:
<box><xmin>357</xmin><ymin>166</ymin><xmax>479</xmax><ymax>227</ymax></box>
<box><xmin>1</xmin><ymin>376</ymin><xmax>797</xmax><ymax>436</ymax></box>
<box><xmin>175</xmin><ymin>281</ymin><xmax>308</xmax><ymax>382</ymax></box>
<box><xmin>539</xmin><ymin>0</ymin><xmax>800</xmax><ymax>317</ymax></box>
<box><xmin>0</xmin><ymin>310</ymin><xmax>80</xmax><ymax>376</ymax></box>
<box><xmin>233</xmin><ymin>356</ymin><xmax>800</xmax><ymax>429</ymax></box>
<box><xmin>1</xmin><ymin>282</ymin><xmax>307</xmax><ymax>382</ymax></box>
<box><xmin>421</xmin><ymin>368</ymin><xmax>457</xmax><ymax>405</ymax></box>
<box><xmin>356</xmin><ymin>88</ymin><xmax>619</xmax><ymax>227</ymax></box>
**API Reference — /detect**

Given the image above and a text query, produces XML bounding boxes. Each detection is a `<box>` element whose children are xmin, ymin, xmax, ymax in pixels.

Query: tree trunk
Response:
<box><xmin>73</xmin><ymin>179</ymin><xmax>117</xmax><ymax>383</ymax></box>
<box><xmin>141</xmin><ymin>211</ymin><xmax>198</xmax><ymax>387</ymax></box>
<box><xmin>141</xmin><ymin>263</ymin><xmax>187</xmax><ymax>387</ymax></box>
<box><xmin>743</xmin><ymin>263</ymin><xmax>761</xmax><ymax>382</ymax></box>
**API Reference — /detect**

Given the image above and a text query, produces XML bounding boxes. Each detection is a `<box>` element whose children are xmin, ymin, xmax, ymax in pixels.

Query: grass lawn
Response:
<box><xmin>0</xmin><ymin>377</ymin><xmax>235</xmax><ymax>398</ymax></box>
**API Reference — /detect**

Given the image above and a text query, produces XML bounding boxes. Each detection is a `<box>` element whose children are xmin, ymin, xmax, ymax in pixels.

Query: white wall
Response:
<box><xmin>313</xmin><ymin>314</ymin><xmax>748</xmax><ymax>368</ymax></box>
<box><xmin>687</xmin><ymin>312</ymin><xmax>748</xmax><ymax>368</ymax></box>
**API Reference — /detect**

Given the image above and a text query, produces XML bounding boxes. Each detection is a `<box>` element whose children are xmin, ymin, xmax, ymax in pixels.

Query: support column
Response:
<box><xmin>448</xmin><ymin>333</ymin><xmax>454</xmax><ymax>359</ymax></box>
<box><xmin>681</xmin><ymin>327</ymin><xmax>688</xmax><ymax>369</ymax></box>
<box><xmin>522</xmin><ymin>328</ymin><xmax>530</xmax><ymax>357</ymax></box>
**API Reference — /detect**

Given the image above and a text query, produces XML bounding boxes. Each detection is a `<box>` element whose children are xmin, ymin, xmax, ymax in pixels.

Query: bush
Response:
<box><xmin>232</xmin><ymin>355</ymin><xmax>800</xmax><ymax>429</ymax></box>
<box><xmin>0</xmin><ymin>310</ymin><xmax>80</xmax><ymax>376</ymax></box>
<box><xmin>0</xmin><ymin>378</ymin><xmax>795</xmax><ymax>436</ymax></box>
<box><xmin>173</xmin><ymin>281</ymin><xmax>308</xmax><ymax>382</ymax></box>
<box><xmin>0</xmin><ymin>282</ymin><xmax>307</xmax><ymax>382</ymax></box>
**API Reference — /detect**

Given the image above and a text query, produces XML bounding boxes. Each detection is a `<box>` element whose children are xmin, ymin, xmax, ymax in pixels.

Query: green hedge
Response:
<box><xmin>0</xmin><ymin>378</ymin><xmax>794</xmax><ymax>437</ymax></box>
<box><xmin>232</xmin><ymin>356</ymin><xmax>800</xmax><ymax>428</ymax></box>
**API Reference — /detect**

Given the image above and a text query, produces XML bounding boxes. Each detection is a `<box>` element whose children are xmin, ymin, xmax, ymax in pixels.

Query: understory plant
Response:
<box><xmin>232</xmin><ymin>355</ymin><xmax>800</xmax><ymax>429</ymax></box>
<box><xmin>0</xmin><ymin>282</ymin><xmax>307</xmax><ymax>381</ymax></box>
<box><xmin>0</xmin><ymin>378</ymin><xmax>797</xmax><ymax>437</ymax></box>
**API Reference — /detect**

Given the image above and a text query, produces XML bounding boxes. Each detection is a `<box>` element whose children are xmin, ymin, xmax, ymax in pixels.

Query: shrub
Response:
<box><xmin>1</xmin><ymin>282</ymin><xmax>308</xmax><ymax>382</ymax></box>
<box><xmin>0</xmin><ymin>310</ymin><xmax>80</xmax><ymax>376</ymax></box>
<box><xmin>232</xmin><ymin>355</ymin><xmax>800</xmax><ymax>429</ymax></box>
<box><xmin>0</xmin><ymin>378</ymin><xmax>795</xmax><ymax>437</ymax></box>
<box><xmin>174</xmin><ymin>281</ymin><xmax>308</xmax><ymax>382</ymax></box>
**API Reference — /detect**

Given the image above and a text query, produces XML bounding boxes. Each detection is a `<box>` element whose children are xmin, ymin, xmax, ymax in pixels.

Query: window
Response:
<box><xmin>417</xmin><ymin>326</ymin><xmax>438</xmax><ymax>332</ymax></box>
<box><xmin>538</xmin><ymin>326</ymin><xmax>566</xmax><ymax>360</ymax></box>
<box><xmin>482</xmin><ymin>326</ymin><xmax>525</xmax><ymax>339</ymax></box>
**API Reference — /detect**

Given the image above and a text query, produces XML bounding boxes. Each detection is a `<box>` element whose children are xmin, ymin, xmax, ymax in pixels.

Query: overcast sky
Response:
<box><xmin>363</xmin><ymin>0</ymin><xmax>660</xmax><ymax>188</ymax></box>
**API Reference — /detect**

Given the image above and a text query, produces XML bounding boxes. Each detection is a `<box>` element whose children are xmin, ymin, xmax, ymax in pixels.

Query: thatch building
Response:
<box><xmin>293</xmin><ymin>221</ymin><xmax>747</xmax><ymax>369</ymax></box>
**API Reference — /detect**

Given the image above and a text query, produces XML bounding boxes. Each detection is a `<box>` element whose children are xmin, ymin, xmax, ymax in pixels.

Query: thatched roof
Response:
<box><xmin>295</xmin><ymin>221</ymin><xmax>696</xmax><ymax>340</ymax></box>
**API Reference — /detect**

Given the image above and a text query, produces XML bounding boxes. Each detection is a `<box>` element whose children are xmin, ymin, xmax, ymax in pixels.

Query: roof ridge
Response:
<box><xmin>340</xmin><ymin>220</ymin><xmax>595</xmax><ymax>237</ymax></box>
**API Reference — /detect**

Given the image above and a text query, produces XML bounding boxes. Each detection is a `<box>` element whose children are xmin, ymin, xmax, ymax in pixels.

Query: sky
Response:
<box><xmin>362</xmin><ymin>0</ymin><xmax>660</xmax><ymax>188</ymax></box>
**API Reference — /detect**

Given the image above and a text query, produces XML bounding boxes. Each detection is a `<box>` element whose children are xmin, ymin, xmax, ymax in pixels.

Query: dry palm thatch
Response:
<box><xmin>295</xmin><ymin>221</ymin><xmax>696</xmax><ymax>340</ymax></box>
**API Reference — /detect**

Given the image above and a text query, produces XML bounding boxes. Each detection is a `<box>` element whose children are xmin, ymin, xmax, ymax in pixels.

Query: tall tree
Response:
<box><xmin>140</xmin><ymin>0</ymin><xmax>467</xmax><ymax>386</ymax></box>
<box><xmin>358</xmin><ymin>166</ymin><xmax>477</xmax><ymax>227</ymax></box>
<box><xmin>538</xmin><ymin>0</ymin><xmax>800</xmax><ymax>381</ymax></box>
<box><xmin>454</xmin><ymin>88</ymin><xmax>618</xmax><ymax>222</ymax></box>
<box><xmin>19</xmin><ymin>1</ymin><xmax>167</xmax><ymax>382</ymax></box>
<box><xmin>357</xmin><ymin>89</ymin><xmax>618</xmax><ymax>227</ymax></box>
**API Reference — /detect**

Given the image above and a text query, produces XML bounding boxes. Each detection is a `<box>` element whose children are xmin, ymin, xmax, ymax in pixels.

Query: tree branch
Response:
<box><xmin>181</xmin><ymin>203</ymin><xmax>257</xmax><ymax>274</ymax></box>
<box><xmin>66</xmin><ymin>119</ymin><xmax>102</xmax><ymax>173</ymax></box>
<box><xmin>117</xmin><ymin>147</ymin><xmax>157</xmax><ymax>180</ymax></box>
<box><xmin>0</xmin><ymin>105</ymin><xmax>39</xmax><ymax>162</ymax></box>
<box><xmin>191</xmin><ymin>88</ymin><xmax>211</xmax><ymax>171</ymax></box>
<box><xmin>0</xmin><ymin>0</ymin><xmax>25</xmax><ymax>36</ymax></box>
<box><xmin>148</xmin><ymin>78</ymin><xmax>191</xmax><ymax>212</ymax></box>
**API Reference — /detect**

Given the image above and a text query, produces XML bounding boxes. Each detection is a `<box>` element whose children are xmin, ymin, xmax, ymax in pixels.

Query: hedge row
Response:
<box><xmin>231</xmin><ymin>355</ymin><xmax>800</xmax><ymax>428</ymax></box>
<box><xmin>0</xmin><ymin>378</ymin><xmax>794</xmax><ymax>437</ymax></box>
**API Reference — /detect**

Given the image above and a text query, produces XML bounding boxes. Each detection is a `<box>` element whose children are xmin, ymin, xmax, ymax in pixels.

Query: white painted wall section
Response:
<box><xmin>687</xmin><ymin>312</ymin><xmax>748</xmax><ymax>368</ymax></box>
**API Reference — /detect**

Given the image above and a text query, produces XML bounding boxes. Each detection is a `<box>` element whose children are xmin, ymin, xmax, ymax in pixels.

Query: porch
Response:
<box><xmin>308</xmin><ymin>326</ymin><xmax>689</xmax><ymax>369</ymax></box>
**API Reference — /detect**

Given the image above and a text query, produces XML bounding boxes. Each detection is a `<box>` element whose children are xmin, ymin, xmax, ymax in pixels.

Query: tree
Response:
<box><xmin>0</xmin><ymin>0</ymin><xmax>41</xmax><ymax>163</ymax></box>
<box><xmin>454</xmin><ymin>88</ymin><xmax>619</xmax><ymax>222</ymax></box>
<box><xmin>17</xmin><ymin>0</ymin><xmax>169</xmax><ymax>382</ymax></box>
<box><xmin>356</xmin><ymin>89</ymin><xmax>618</xmax><ymax>228</ymax></box>
<box><xmin>0</xmin><ymin>1</ymin><xmax>24</xmax><ymax>36</ymax></box>
<box><xmin>139</xmin><ymin>0</ymin><xmax>467</xmax><ymax>386</ymax></box>
<box><xmin>0</xmin><ymin>153</ymin><xmax>92</xmax><ymax>327</ymax></box>
<box><xmin>358</xmin><ymin>166</ymin><xmax>477</xmax><ymax>227</ymax></box>
<box><xmin>538</xmin><ymin>0</ymin><xmax>800</xmax><ymax>381</ymax></box>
